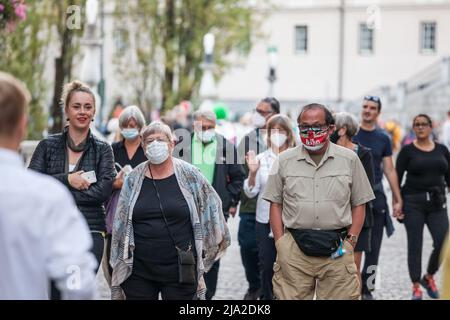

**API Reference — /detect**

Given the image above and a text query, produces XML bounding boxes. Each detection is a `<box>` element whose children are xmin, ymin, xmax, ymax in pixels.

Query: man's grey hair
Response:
<box><xmin>193</xmin><ymin>110</ymin><xmax>216</xmax><ymax>123</ymax></box>
<box><xmin>141</xmin><ymin>121</ymin><xmax>174</xmax><ymax>143</ymax></box>
<box><xmin>118</xmin><ymin>105</ymin><xmax>146</xmax><ymax>130</ymax></box>
<box><xmin>333</xmin><ymin>112</ymin><xmax>360</xmax><ymax>138</ymax></box>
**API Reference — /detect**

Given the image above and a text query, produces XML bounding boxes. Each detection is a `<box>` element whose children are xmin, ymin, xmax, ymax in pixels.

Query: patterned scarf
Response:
<box><xmin>109</xmin><ymin>157</ymin><xmax>230</xmax><ymax>300</ymax></box>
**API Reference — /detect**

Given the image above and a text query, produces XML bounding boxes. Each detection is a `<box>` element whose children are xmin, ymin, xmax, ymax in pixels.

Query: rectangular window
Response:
<box><xmin>114</xmin><ymin>28</ymin><xmax>128</xmax><ymax>56</ymax></box>
<box><xmin>295</xmin><ymin>25</ymin><xmax>308</xmax><ymax>54</ymax></box>
<box><xmin>359</xmin><ymin>23</ymin><xmax>374</xmax><ymax>54</ymax></box>
<box><xmin>421</xmin><ymin>22</ymin><xmax>436</xmax><ymax>52</ymax></box>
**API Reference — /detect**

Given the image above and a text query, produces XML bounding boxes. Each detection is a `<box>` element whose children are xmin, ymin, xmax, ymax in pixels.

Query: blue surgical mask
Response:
<box><xmin>121</xmin><ymin>128</ymin><xmax>139</xmax><ymax>140</ymax></box>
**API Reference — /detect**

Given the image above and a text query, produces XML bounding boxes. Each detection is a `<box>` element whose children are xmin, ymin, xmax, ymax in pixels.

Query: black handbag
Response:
<box><xmin>177</xmin><ymin>247</ymin><xmax>197</xmax><ymax>285</ymax></box>
<box><xmin>288</xmin><ymin>228</ymin><xmax>347</xmax><ymax>257</ymax></box>
<box><xmin>149</xmin><ymin>166</ymin><xmax>197</xmax><ymax>285</ymax></box>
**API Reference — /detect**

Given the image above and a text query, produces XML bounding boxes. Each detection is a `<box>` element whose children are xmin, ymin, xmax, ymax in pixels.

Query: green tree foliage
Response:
<box><xmin>0</xmin><ymin>0</ymin><xmax>51</xmax><ymax>139</ymax></box>
<box><xmin>114</xmin><ymin>0</ymin><xmax>265</xmax><ymax>114</ymax></box>
<box><xmin>0</xmin><ymin>0</ymin><xmax>87</xmax><ymax>138</ymax></box>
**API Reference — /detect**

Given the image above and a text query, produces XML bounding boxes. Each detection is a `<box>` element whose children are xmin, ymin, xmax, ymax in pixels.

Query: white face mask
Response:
<box><xmin>252</xmin><ymin>112</ymin><xmax>266</xmax><ymax>128</ymax></box>
<box><xmin>146</xmin><ymin>141</ymin><xmax>169</xmax><ymax>164</ymax></box>
<box><xmin>197</xmin><ymin>129</ymin><xmax>216</xmax><ymax>143</ymax></box>
<box><xmin>302</xmin><ymin>142</ymin><xmax>326</xmax><ymax>151</ymax></box>
<box><xmin>270</xmin><ymin>132</ymin><xmax>287</xmax><ymax>148</ymax></box>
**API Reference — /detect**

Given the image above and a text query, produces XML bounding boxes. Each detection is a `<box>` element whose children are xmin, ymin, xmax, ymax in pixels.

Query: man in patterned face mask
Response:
<box><xmin>263</xmin><ymin>103</ymin><xmax>375</xmax><ymax>300</ymax></box>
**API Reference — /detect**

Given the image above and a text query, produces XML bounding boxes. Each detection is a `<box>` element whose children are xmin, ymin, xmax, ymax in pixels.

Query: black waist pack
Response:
<box><xmin>288</xmin><ymin>228</ymin><xmax>347</xmax><ymax>257</ymax></box>
<box><xmin>430</xmin><ymin>186</ymin><xmax>446</xmax><ymax>207</ymax></box>
<box><xmin>177</xmin><ymin>248</ymin><xmax>196</xmax><ymax>285</ymax></box>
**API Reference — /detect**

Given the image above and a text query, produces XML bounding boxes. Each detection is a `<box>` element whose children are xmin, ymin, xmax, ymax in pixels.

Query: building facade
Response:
<box><xmin>42</xmin><ymin>0</ymin><xmax>450</xmax><ymax>121</ymax></box>
<box><xmin>215</xmin><ymin>0</ymin><xmax>450</xmax><ymax>116</ymax></box>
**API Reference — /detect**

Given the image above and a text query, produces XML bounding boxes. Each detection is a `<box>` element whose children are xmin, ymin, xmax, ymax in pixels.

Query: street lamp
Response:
<box><xmin>268</xmin><ymin>46</ymin><xmax>278</xmax><ymax>97</ymax></box>
<box><xmin>204</xmin><ymin>33</ymin><xmax>215</xmax><ymax>64</ymax></box>
<box><xmin>80</xmin><ymin>0</ymin><xmax>102</xmax><ymax>124</ymax></box>
<box><xmin>199</xmin><ymin>33</ymin><xmax>217</xmax><ymax>111</ymax></box>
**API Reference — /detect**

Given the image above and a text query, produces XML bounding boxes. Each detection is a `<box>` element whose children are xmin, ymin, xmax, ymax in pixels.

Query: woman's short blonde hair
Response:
<box><xmin>141</xmin><ymin>121</ymin><xmax>174</xmax><ymax>143</ymax></box>
<box><xmin>61</xmin><ymin>80</ymin><xmax>95</xmax><ymax>109</ymax></box>
<box><xmin>266</xmin><ymin>114</ymin><xmax>297</xmax><ymax>148</ymax></box>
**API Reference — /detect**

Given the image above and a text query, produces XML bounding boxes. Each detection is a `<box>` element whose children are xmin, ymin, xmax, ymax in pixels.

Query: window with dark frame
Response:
<box><xmin>359</xmin><ymin>23</ymin><xmax>374</xmax><ymax>54</ymax></box>
<box><xmin>114</xmin><ymin>28</ymin><xmax>128</xmax><ymax>56</ymax></box>
<box><xmin>295</xmin><ymin>25</ymin><xmax>308</xmax><ymax>54</ymax></box>
<box><xmin>421</xmin><ymin>22</ymin><xmax>436</xmax><ymax>53</ymax></box>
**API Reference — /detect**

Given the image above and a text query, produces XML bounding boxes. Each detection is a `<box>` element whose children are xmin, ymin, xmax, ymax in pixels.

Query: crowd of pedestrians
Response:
<box><xmin>1</xmin><ymin>71</ymin><xmax>450</xmax><ymax>300</ymax></box>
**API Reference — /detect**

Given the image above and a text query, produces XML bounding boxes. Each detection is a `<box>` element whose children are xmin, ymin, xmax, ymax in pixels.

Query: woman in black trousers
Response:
<box><xmin>396</xmin><ymin>114</ymin><xmax>450</xmax><ymax>300</ymax></box>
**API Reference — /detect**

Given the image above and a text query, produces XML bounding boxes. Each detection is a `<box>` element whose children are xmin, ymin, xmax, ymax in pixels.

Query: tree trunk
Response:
<box><xmin>50</xmin><ymin>21</ymin><xmax>73</xmax><ymax>134</ymax></box>
<box><xmin>160</xmin><ymin>0</ymin><xmax>176</xmax><ymax>114</ymax></box>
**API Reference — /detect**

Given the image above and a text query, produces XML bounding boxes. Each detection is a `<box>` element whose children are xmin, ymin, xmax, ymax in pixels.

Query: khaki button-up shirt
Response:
<box><xmin>262</xmin><ymin>143</ymin><xmax>375</xmax><ymax>230</ymax></box>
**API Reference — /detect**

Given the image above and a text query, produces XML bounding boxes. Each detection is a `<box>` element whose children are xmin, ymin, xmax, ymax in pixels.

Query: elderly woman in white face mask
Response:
<box><xmin>110</xmin><ymin>121</ymin><xmax>230</xmax><ymax>300</ymax></box>
<box><xmin>244</xmin><ymin>114</ymin><xmax>297</xmax><ymax>300</ymax></box>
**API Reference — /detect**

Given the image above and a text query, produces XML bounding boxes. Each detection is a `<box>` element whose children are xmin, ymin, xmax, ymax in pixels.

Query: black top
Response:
<box><xmin>356</xmin><ymin>143</ymin><xmax>375</xmax><ymax>228</ymax></box>
<box><xmin>132</xmin><ymin>174</ymin><xmax>194</xmax><ymax>282</ymax></box>
<box><xmin>396</xmin><ymin>142</ymin><xmax>450</xmax><ymax>195</ymax></box>
<box><xmin>112</xmin><ymin>140</ymin><xmax>147</xmax><ymax>169</ymax></box>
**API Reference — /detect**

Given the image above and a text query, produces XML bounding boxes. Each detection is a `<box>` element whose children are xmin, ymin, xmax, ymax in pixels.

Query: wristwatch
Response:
<box><xmin>345</xmin><ymin>234</ymin><xmax>358</xmax><ymax>247</ymax></box>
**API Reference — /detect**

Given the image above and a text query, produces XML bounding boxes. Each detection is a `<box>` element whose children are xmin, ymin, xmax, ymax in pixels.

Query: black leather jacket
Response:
<box><xmin>28</xmin><ymin>128</ymin><xmax>116</xmax><ymax>231</ymax></box>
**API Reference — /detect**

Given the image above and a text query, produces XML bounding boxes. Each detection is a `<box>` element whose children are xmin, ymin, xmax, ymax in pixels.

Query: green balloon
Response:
<box><xmin>212</xmin><ymin>102</ymin><xmax>230</xmax><ymax>120</ymax></box>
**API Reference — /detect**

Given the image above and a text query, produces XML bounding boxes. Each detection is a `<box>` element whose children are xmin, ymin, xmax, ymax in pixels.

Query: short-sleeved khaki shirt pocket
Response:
<box><xmin>318</xmin><ymin>171</ymin><xmax>351</xmax><ymax>202</ymax></box>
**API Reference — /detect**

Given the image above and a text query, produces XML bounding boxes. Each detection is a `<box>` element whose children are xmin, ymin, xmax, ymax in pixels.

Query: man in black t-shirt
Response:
<box><xmin>353</xmin><ymin>96</ymin><xmax>403</xmax><ymax>300</ymax></box>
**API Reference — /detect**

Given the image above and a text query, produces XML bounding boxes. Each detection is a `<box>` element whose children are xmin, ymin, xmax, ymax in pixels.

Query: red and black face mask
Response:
<box><xmin>299</xmin><ymin>127</ymin><xmax>329</xmax><ymax>151</ymax></box>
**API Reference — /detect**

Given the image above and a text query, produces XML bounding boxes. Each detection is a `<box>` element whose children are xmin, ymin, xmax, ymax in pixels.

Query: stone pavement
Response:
<box><xmin>97</xmin><ymin>195</ymin><xmax>449</xmax><ymax>300</ymax></box>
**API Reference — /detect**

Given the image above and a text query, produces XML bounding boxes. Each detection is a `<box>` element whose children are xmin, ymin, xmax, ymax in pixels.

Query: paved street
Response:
<box><xmin>98</xmin><ymin>189</ymin><xmax>448</xmax><ymax>300</ymax></box>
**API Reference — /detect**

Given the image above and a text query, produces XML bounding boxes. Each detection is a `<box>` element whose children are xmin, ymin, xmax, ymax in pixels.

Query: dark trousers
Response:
<box><xmin>255</xmin><ymin>221</ymin><xmax>276</xmax><ymax>300</ymax></box>
<box><xmin>403</xmin><ymin>194</ymin><xmax>449</xmax><ymax>283</ymax></box>
<box><xmin>50</xmin><ymin>231</ymin><xmax>104</xmax><ymax>299</ymax></box>
<box><xmin>121</xmin><ymin>273</ymin><xmax>197</xmax><ymax>300</ymax></box>
<box><xmin>238</xmin><ymin>213</ymin><xmax>261</xmax><ymax>292</ymax></box>
<box><xmin>204</xmin><ymin>260</ymin><xmax>220</xmax><ymax>300</ymax></box>
<box><xmin>361</xmin><ymin>190</ymin><xmax>388</xmax><ymax>293</ymax></box>
<box><xmin>204</xmin><ymin>215</ymin><xmax>227</xmax><ymax>300</ymax></box>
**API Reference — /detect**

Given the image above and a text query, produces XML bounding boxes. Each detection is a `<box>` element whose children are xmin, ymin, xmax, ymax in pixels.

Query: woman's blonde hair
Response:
<box><xmin>266</xmin><ymin>114</ymin><xmax>297</xmax><ymax>148</ymax></box>
<box><xmin>61</xmin><ymin>80</ymin><xmax>95</xmax><ymax>109</ymax></box>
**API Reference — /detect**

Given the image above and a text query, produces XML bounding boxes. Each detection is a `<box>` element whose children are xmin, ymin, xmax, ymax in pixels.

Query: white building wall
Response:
<box><xmin>216</xmin><ymin>0</ymin><xmax>450</xmax><ymax>109</ymax></box>
<box><xmin>38</xmin><ymin>0</ymin><xmax>450</xmax><ymax>118</ymax></box>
